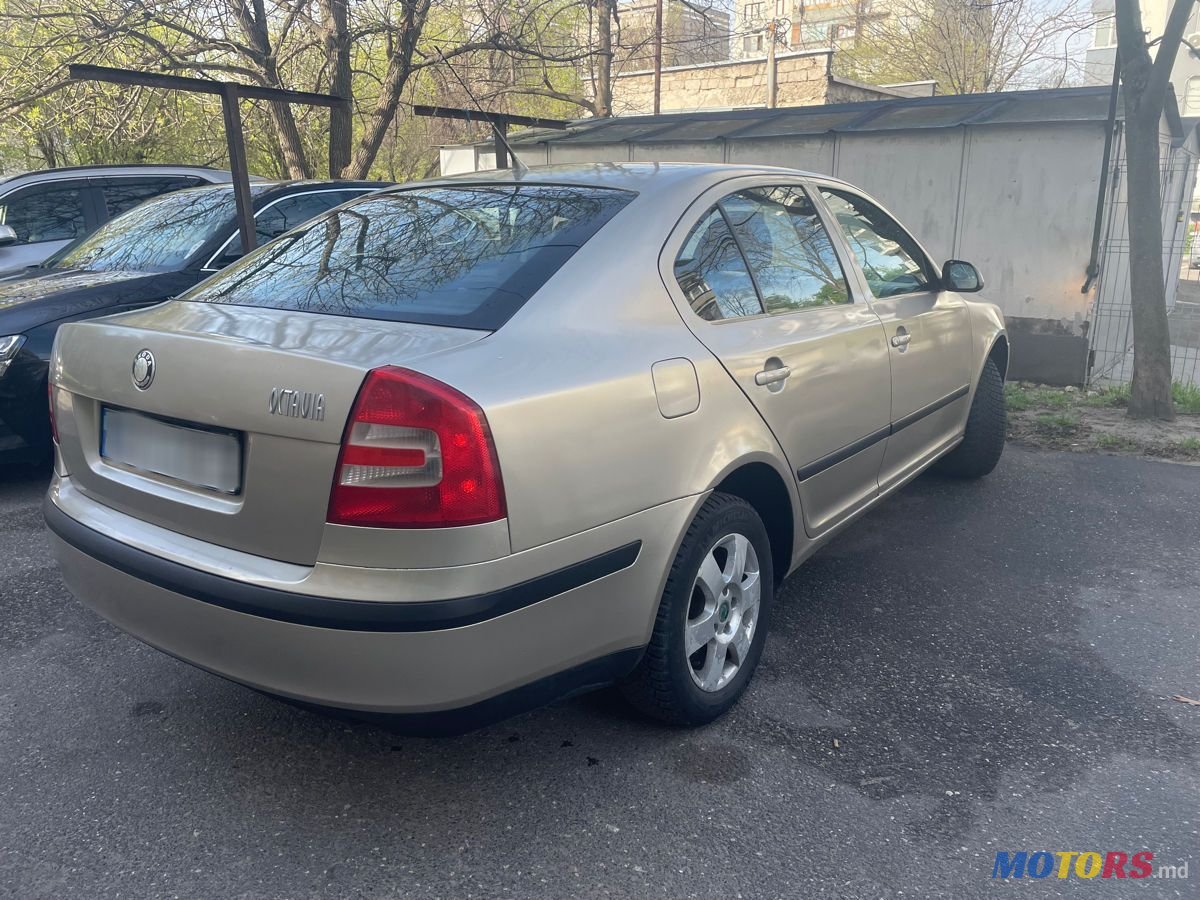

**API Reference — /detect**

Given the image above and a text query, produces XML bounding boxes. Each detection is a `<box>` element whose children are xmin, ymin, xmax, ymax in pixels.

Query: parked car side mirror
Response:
<box><xmin>942</xmin><ymin>259</ymin><xmax>983</xmax><ymax>292</ymax></box>
<box><xmin>0</xmin><ymin>224</ymin><xmax>18</xmax><ymax>247</ymax></box>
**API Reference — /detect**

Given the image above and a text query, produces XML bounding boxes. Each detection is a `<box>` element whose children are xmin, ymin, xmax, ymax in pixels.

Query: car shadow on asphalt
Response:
<box><xmin>0</xmin><ymin>461</ymin><xmax>51</xmax><ymax>519</ymax></box>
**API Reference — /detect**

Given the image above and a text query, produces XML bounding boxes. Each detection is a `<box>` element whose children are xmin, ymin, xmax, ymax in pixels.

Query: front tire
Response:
<box><xmin>620</xmin><ymin>493</ymin><xmax>774</xmax><ymax>726</ymax></box>
<box><xmin>936</xmin><ymin>357</ymin><xmax>1006</xmax><ymax>478</ymax></box>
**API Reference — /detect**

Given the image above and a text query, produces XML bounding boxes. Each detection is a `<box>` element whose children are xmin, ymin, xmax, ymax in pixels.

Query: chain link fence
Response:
<box><xmin>1088</xmin><ymin>135</ymin><xmax>1200</xmax><ymax>388</ymax></box>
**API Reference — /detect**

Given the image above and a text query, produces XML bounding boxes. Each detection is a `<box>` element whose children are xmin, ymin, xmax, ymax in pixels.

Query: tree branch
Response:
<box><xmin>1148</xmin><ymin>0</ymin><xmax>1198</xmax><ymax>106</ymax></box>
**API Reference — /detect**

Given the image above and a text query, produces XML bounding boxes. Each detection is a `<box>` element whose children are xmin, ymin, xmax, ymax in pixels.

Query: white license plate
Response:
<box><xmin>100</xmin><ymin>407</ymin><xmax>242</xmax><ymax>494</ymax></box>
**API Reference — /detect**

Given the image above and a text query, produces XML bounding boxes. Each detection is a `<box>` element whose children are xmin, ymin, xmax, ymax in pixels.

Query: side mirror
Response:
<box><xmin>0</xmin><ymin>224</ymin><xmax>18</xmax><ymax>247</ymax></box>
<box><xmin>942</xmin><ymin>259</ymin><xmax>983</xmax><ymax>292</ymax></box>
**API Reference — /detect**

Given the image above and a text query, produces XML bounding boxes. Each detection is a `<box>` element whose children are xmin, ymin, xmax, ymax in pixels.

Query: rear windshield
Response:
<box><xmin>55</xmin><ymin>187</ymin><xmax>236</xmax><ymax>273</ymax></box>
<box><xmin>183</xmin><ymin>184</ymin><xmax>634</xmax><ymax>330</ymax></box>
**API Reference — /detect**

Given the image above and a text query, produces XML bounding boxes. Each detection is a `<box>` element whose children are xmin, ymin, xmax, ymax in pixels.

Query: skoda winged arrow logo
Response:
<box><xmin>132</xmin><ymin>349</ymin><xmax>155</xmax><ymax>391</ymax></box>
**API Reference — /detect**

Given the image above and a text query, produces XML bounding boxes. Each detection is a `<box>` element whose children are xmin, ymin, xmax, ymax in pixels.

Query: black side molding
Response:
<box><xmin>795</xmin><ymin>425</ymin><xmax>890</xmax><ymax>483</ymax></box>
<box><xmin>44</xmin><ymin>497</ymin><xmax>641</xmax><ymax>633</ymax></box>
<box><xmin>891</xmin><ymin>383</ymin><xmax>970</xmax><ymax>434</ymax></box>
<box><xmin>796</xmin><ymin>384</ymin><xmax>970</xmax><ymax>483</ymax></box>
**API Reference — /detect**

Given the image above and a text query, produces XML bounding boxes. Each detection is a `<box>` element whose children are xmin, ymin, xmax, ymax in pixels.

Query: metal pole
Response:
<box><xmin>493</xmin><ymin>121</ymin><xmax>510</xmax><ymax>170</ymax></box>
<box><xmin>653</xmin><ymin>0</ymin><xmax>663</xmax><ymax>115</ymax></box>
<box><xmin>220</xmin><ymin>83</ymin><xmax>257</xmax><ymax>254</ymax></box>
<box><xmin>1082</xmin><ymin>50</ymin><xmax>1121</xmax><ymax>294</ymax></box>
<box><xmin>766</xmin><ymin>21</ymin><xmax>778</xmax><ymax>109</ymax></box>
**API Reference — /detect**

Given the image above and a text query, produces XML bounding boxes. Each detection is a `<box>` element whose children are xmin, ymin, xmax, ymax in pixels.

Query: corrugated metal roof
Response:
<box><xmin>509</xmin><ymin>87</ymin><xmax>1128</xmax><ymax>147</ymax></box>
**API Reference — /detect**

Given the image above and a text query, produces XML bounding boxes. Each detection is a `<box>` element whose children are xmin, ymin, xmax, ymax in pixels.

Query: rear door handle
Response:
<box><xmin>754</xmin><ymin>365</ymin><xmax>791</xmax><ymax>386</ymax></box>
<box><xmin>891</xmin><ymin>332</ymin><xmax>912</xmax><ymax>348</ymax></box>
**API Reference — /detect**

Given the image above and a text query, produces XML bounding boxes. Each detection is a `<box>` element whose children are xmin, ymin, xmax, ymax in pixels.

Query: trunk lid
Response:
<box><xmin>52</xmin><ymin>300</ymin><xmax>490</xmax><ymax>564</ymax></box>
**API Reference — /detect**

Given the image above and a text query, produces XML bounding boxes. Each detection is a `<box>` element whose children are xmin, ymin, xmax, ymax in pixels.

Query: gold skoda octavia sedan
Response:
<box><xmin>45</xmin><ymin>164</ymin><xmax>1007</xmax><ymax>731</ymax></box>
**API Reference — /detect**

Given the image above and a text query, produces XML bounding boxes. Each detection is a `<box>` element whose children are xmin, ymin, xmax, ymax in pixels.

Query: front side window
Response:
<box><xmin>819</xmin><ymin>188</ymin><xmax>934</xmax><ymax>298</ymax></box>
<box><xmin>0</xmin><ymin>185</ymin><xmax>86</xmax><ymax>244</ymax></box>
<box><xmin>215</xmin><ymin>190</ymin><xmax>371</xmax><ymax>265</ymax></box>
<box><xmin>720</xmin><ymin>186</ymin><xmax>850</xmax><ymax>313</ymax></box>
<box><xmin>184</xmin><ymin>185</ymin><xmax>633</xmax><ymax>330</ymax></box>
<box><xmin>100</xmin><ymin>177</ymin><xmax>203</xmax><ymax>218</ymax></box>
<box><xmin>55</xmin><ymin>187</ymin><xmax>236</xmax><ymax>273</ymax></box>
<box><xmin>674</xmin><ymin>206</ymin><xmax>763</xmax><ymax>321</ymax></box>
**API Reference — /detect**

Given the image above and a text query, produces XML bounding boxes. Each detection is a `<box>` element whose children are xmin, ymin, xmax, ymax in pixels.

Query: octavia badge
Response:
<box><xmin>132</xmin><ymin>349</ymin><xmax>155</xmax><ymax>391</ymax></box>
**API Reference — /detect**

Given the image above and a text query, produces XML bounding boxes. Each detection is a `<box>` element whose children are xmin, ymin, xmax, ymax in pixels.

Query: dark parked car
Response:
<box><xmin>0</xmin><ymin>164</ymin><xmax>236</xmax><ymax>274</ymax></box>
<box><xmin>0</xmin><ymin>179</ymin><xmax>383</xmax><ymax>463</ymax></box>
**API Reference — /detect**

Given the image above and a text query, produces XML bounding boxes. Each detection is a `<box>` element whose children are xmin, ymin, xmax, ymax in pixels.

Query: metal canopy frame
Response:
<box><xmin>68</xmin><ymin>63</ymin><xmax>348</xmax><ymax>253</ymax></box>
<box><xmin>412</xmin><ymin>105</ymin><xmax>568</xmax><ymax>169</ymax></box>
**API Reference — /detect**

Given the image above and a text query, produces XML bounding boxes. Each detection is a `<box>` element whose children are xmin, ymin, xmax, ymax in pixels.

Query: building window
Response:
<box><xmin>775</xmin><ymin>0</ymin><xmax>789</xmax><ymax>16</ymax></box>
<box><xmin>1185</xmin><ymin>76</ymin><xmax>1200</xmax><ymax>115</ymax></box>
<box><xmin>743</xmin><ymin>1</ymin><xmax>763</xmax><ymax>22</ymax></box>
<box><xmin>801</xmin><ymin>24</ymin><xmax>830</xmax><ymax>45</ymax></box>
<box><xmin>742</xmin><ymin>33</ymin><xmax>764</xmax><ymax>54</ymax></box>
<box><xmin>1093</xmin><ymin>17</ymin><xmax>1115</xmax><ymax>49</ymax></box>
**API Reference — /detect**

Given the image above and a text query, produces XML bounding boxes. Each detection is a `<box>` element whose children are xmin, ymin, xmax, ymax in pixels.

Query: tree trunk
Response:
<box><xmin>343</xmin><ymin>0</ymin><xmax>430</xmax><ymax>180</ymax></box>
<box><xmin>594</xmin><ymin>0</ymin><xmax>613</xmax><ymax>117</ymax></box>
<box><xmin>227</xmin><ymin>0</ymin><xmax>311</xmax><ymax>179</ymax></box>
<box><xmin>1113</xmin><ymin>0</ymin><xmax>1189</xmax><ymax>421</ymax></box>
<box><xmin>1123</xmin><ymin>110</ymin><xmax>1176</xmax><ymax>419</ymax></box>
<box><xmin>320</xmin><ymin>0</ymin><xmax>353</xmax><ymax>177</ymax></box>
<box><xmin>266</xmin><ymin>100</ymin><xmax>311</xmax><ymax>179</ymax></box>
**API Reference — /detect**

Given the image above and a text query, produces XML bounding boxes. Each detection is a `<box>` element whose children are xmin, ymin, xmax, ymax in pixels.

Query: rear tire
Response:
<box><xmin>620</xmin><ymin>492</ymin><xmax>773</xmax><ymax>726</ymax></box>
<box><xmin>936</xmin><ymin>357</ymin><xmax>1006</xmax><ymax>478</ymax></box>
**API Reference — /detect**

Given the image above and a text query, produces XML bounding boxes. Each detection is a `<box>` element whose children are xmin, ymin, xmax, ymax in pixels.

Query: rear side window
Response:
<box><xmin>100</xmin><ymin>177</ymin><xmax>204</xmax><ymax>218</ymax></box>
<box><xmin>185</xmin><ymin>185</ymin><xmax>633</xmax><ymax>330</ymax></box>
<box><xmin>0</xmin><ymin>185</ymin><xmax>87</xmax><ymax>243</ymax></box>
<box><xmin>673</xmin><ymin>207</ymin><xmax>763</xmax><ymax>320</ymax></box>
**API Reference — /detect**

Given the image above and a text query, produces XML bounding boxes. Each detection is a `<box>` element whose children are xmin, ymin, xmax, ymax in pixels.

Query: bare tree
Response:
<box><xmin>838</xmin><ymin>0</ymin><xmax>1094</xmax><ymax>93</ymax></box>
<box><xmin>1114</xmin><ymin>0</ymin><xmax>1193</xmax><ymax>420</ymax></box>
<box><xmin>474</xmin><ymin>0</ymin><xmax>729</xmax><ymax>119</ymax></box>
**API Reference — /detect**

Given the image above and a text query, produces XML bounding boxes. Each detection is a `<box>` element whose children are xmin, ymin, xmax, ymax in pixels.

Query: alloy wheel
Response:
<box><xmin>685</xmin><ymin>532</ymin><xmax>761</xmax><ymax>693</ymax></box>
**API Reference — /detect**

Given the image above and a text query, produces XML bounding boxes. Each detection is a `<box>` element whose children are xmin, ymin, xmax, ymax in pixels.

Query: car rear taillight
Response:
<box><xmin>47</xmin><ymin>381</ymin><xmax>59</xmax><ymax>445</ymax></box>
<box><xmin>327</xmin><ymin>367</ymin><xmax>506</xmax><ymax>528</ymax></box>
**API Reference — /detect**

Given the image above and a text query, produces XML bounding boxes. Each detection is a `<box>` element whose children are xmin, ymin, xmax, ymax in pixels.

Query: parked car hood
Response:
<box><xmin>0</xmin><ymin>268</ymin><xmax>198</xmax><ymax>335</ymax></box>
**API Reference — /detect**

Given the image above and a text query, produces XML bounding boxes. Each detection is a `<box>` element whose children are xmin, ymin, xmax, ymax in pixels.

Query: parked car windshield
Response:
<box><xmin>182</xmin><ymin>184</ymin><xmax>634</xmax><ymax>330</ymax></box>
<box><xmin>53</xmin><ymin>187</ymin><xmax>238</xmax><ymax>273</ymax></box>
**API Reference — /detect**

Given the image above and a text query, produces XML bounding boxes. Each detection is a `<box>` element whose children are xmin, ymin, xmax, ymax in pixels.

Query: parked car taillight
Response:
<box><xmin>327</xmin><ymin>367</ymin><xmax>506</xmax><ymax>528</ymax></box>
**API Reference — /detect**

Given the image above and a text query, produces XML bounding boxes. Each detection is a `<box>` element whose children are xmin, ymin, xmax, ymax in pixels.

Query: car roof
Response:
<box><xmin>416</xmin><ymin>162</ymin><xmax>856</xmax><ymax>194</ymax></box>
<box><xmin>158</xmin><ymin>179</ymin><xmax>389</xmax><ymax>206</ymax></box>
<box><xmin>0</xmin><ymin>164</ymin><xmax>235</xmax><ymax>190</ymax></box>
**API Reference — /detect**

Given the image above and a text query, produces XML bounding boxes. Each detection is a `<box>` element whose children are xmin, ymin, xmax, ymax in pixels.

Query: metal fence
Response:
<box><xmin>1088</xmin><ymin>133</ymin><xmax>1200</xmax><ymax>387</ymax></box>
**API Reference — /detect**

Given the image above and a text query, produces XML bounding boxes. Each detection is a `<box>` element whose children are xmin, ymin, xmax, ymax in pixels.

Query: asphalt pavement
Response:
<box><xmin>0</xmin><ymin>447</ymin><xmax>1197</xmax><ymax>899</ymax></box>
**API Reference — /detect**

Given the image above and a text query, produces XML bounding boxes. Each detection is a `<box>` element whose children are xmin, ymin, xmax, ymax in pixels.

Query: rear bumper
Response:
<box><xmin>45</xmin><ymin>497</ymin><xmax>640</xmax><ymax>632</ymax></box>
<box><xmin>45</xmin><ymin>482</ymin><xmax>701</xmax><ymax>728</ymax></box>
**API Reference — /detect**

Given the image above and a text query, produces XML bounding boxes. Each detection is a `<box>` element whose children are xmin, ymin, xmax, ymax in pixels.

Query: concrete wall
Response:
<box><xmin>613</xmin><ymin>51</ymin><xmax>843</xmax><ymax>114</ymax></box>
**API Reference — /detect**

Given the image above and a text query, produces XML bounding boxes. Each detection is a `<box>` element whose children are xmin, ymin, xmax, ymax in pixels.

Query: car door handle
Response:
<box><xmin>891</xmin><ymin>332</ymin><xmax>912</xmax><ymax>348</ymax></box>
<box><xmin>754</xmin><ymin>365</ymin><xmax>791</xmax><ymax>386</ymax></box>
